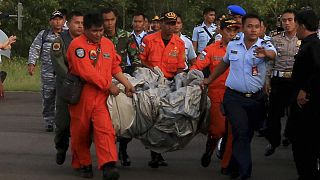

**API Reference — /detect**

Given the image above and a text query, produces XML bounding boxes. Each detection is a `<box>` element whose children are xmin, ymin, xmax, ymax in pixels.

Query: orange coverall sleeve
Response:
<box><xmin>67</xmin><ymin>44</ymin><xmax>109</xmax><ymax>91</ymax></box>
<box><xmin>111</xmin><ymin>52</ymin><xmax>123</xmax><ymax>76</ymax></box>
<box><xmin>190</xmin><ymin>48</ymin><xmax>211</xmax><ymax>71</ymax></box>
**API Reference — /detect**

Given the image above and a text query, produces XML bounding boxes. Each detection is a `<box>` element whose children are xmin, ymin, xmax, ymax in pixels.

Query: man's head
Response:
<box><xmin>227</xmin><ymin>5</ymin><xmax>246</xmax><ymax>24</ymax></box>
<box><xmin>84</xmin><ymin>12</ymin><xmax>104</xmax><ymax>43</ymax></box>
<box><xmin>101</xmin><ymin>8</ymin><xmax>118</xmax><ymax>33</ymax></box>
<box><xmin>49</xmin><ymin>10</ymin><xmax>64</xmax><ymax>31</ymax></box>
<box><xmin>144</xmin><ymin>16</ymin><xmax>150</xmax><ymax>31</ymax></box>
<box><xmin>67</xmin><ymin>11</ymin><xmax>84</xmax><ymax>38</ymax></box>
<box><xmin>281</xmin><ymin>9</ymin><xmax>297</xmax><ymax>33</ymax></box>
<box><xmin>132</xmin><ymin>12</ymin><xmax>145</xmax><ymax>33</ymax></box>
<box><xmin>296</xmin><ymin>10</ymin><xmax>319</xmax><ymax>40</ymax></box>
<box><xmin>173</xmin><ymin>13</ymin><xmax>183</xmax><ymax>34</ymax></box>
<box><xmin>160</xmin><ymin>12</ymin><xmax>177</xmax><ymax>37</ymax></box>
<box><xmin>58</xmin><ymin>8</ymin><xmax>68</xmax><ymax>22</ymax></box>
<box><xmin>219</xmin><ymin>18</ymin><xmax>240</xmax><ymax>43</ymax></box>
<box><xmin>203</xmin><ymin>8</ymin><xmax>216</xmax><ymax>24</ymax></box>
<box><xmin>242</xmin><ymin>14</ymin><xmax>262</xmax><ymax>41</ymax></box>
<box><xmin>259</xmin><ymin>19</ymin><xmax>267</xmax><ymax>38</ymax></box>
<box><xmin>151</xmin><ymin>15</ymin><xmax>161</xmax><ymax>31</ymax></box>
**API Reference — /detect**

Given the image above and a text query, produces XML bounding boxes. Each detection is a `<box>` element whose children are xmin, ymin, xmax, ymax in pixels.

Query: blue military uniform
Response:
<box><xmin>192</xmin><ymin>22</ymin><xmax>217</xmax><ymax>53</ymax></box>
<box><xmin>222</xmin><ymin>33</ymin><xmax>277</xmax><ymax>179</ymax></box>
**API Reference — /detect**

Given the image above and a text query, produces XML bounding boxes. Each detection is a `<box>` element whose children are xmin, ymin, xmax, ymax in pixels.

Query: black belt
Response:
<box><xmin>227</xmin><ymin>87</ymin><xmax>262</xmax><ymax>98</ymax></box>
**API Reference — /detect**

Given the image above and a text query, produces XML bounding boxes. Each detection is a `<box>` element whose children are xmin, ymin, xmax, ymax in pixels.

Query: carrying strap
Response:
<box><xmin>203</xmin><ymin>26</ymin><xmax>213</xmax><ymax>39</ymax></box>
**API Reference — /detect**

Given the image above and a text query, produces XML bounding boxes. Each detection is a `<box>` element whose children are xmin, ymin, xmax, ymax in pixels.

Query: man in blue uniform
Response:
<box><xmin>204</xmin><ymin>14</ymin><xmax>277</xmax><ymax>180</ymax></box>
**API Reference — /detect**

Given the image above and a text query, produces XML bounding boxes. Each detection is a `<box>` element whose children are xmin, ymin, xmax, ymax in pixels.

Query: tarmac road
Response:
<box><xmin>0</xmin><ymin>92</ymin><xmax>297</xmax><ymax>180</ymax></box>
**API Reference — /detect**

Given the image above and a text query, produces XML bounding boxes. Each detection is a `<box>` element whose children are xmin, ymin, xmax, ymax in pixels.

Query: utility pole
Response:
<box><xmin>8</xmin><ymin>3</ymin><xmax>24</xmax><ymax>31</ymax></box>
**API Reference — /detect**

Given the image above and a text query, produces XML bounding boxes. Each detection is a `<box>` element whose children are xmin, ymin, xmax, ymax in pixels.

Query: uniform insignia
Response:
<box><xmin>231</xmin><ymin>50</ymin><xmax>238</xmax><ymax>54</ymax></box>
<box><xmin>296</xmin><ymin>40</ymin><xmax>301</xmax><ymax>47</ymax></box>
<box><xmin>52</xmin><ymin>42</ymin><xmax>61</xmax><ymax>51</ymax></box>
<box><xmin>89</xmin><ymin>50</ymin><xmax>97</xmax><ymax>60</ymax></box>
<box><xmin>140</xmin><ymin>47</ymin><xmax>144</xmax><ymax>53</ymax></box>
<box><xmin>75</xmin><ymin>48</ymin><xmax>85</xmax><ymax>58</ymax></box>
<box><xmin>198</xmin><ymin>31</ymin><xmax>204</xmax><ymax>34</ymax></box>
<box><xmin>199</xmin><ymin>51</ymin><xmax>207</xmax><ymax>60</ymax></box>
<box><xmin>103</xmin><ymin>53</ymin><xmax>110</xmax><ymax>59</ymax></box>
<box><xmin>231</xmin><ymin>34</ymin><xmax>240</xmax><ymax>41</ymax></box>
<box><xmin>169</xmin><ymin>47</ymin><xmax>178</xmax><ymax>57</ymax></box>
<box><xmin>212</xmin><ymin>56</ymin><xmax>223</xmax><ymax>61</ymax></box>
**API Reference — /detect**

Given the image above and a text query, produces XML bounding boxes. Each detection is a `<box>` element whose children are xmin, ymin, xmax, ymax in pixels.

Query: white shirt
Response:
<box><xmin>180</xmin><ymin>34</ymin><xmax>197</xmax><ymax>70</ymax></box>
<box><xmin>192</xmin><ymin>22</ymin><xmax>217</xmax><ymax>53</ymax></box>
<box><xmin>131</xmin><ymin>31</ymin><xmax>147</xmax><ymax>46</ymax></box>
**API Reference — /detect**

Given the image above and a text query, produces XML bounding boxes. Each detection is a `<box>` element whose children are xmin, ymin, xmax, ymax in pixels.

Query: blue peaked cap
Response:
<box><xmin>227</xmin><ymin>5</ymin><xmax>246</xmax><ymax>16</ymax></box>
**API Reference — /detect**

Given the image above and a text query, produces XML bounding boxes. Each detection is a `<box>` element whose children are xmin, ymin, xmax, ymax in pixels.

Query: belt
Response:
<box><xmin>227</xmin><ymin>87</ymin><xmax>262</xmax><ymax>98</ymax></box>
<box><xmin>272</xmin><ymin>70</ymin><xmax>292</xmax><ymax>78</ymax></box>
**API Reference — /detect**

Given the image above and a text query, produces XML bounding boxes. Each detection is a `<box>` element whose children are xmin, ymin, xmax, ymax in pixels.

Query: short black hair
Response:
<box><xmin>296</xmin><ymin>10</ymin><xmax>319</xmax><ymax>31</ymax></box>
<box><xmin>242</xmin><ymin>13</ymin><xmax>261</xmax><ymax>25</ymax></box>
<box><xmin>203</xmin><ymin>8</ymin><xmax>215</xmax><ymax>16</ymax></box>
<box><xmin>176</xmin><ymin>13</ymin><xmax>183</xmax><ymax>22</ymax></box>
<box><xmin>282</xmin><ymin>9</ymin><xmax>297</xmax><ymax>20</ymax></box>
<box><xmin>133</xmin><ymin>12</ymin><xmax>146</xmax><ymax>19</ymax></box>
<box><xmin>67</xmin><ymin>11</ymin><xmax>83</xmax><ymax>22</ymax></box>
<box><xmin>101</xmin><ymin>7</ymin><xmax>118</xmax><ymax>17</ymax></box>
<box><xmin>84</xmin><ymin>12</ymin><xmax>104</xmax><ymax>29</ymax></box>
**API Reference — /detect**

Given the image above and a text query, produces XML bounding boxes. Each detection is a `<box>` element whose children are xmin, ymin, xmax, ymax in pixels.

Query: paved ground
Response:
<box><xmin>0</xmin><ymin>92</ymin><xmax>298</xmax><ymax>180</ymax></box>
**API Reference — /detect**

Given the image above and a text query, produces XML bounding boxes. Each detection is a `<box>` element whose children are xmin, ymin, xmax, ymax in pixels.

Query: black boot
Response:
<box><xmin>56</xmin><ymin>149</ymin><xmax>66</xmax><ymax>165</ymax></box>
<box><xmin>79</xmin><ymin>164</ymin><xmax>93</xmax><ymax>178</ymax></box>
<box><xmin>119</xmin><ymin>137</ymin><xmax>131</xmax><ymax>166</ymax></box>
<box><xmin>201</xmin><ymin>136</ymin><xmax>215</xmax><ymax>167</ymax></box>
<box><xmin>102</xmin><ymin>162</ymin><xmax>120</xmax><ymax>180</ymax></box>
<box><xmin>158</xmin><ymin>154</ymin><xmax>168</xmax><ymax>166</ymax></box>
<box><xmin>148</xmin><ymin>151</ymin><xmax>160</xmax><ymax>168</ymax></box>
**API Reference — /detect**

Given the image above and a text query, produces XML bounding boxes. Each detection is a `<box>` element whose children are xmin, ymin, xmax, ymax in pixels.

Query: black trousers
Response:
<box><xmin>223</xmin><ymin>88</ymin><xmax>265</xmax><ymax>179</ymax></box>
<box><xmin>265</xmin><ymin>77</ymin><xmax>293</xmax><ymax>147</ymax></box>
<box><xmin>288</xmin><ymin>102</ymin><xmax>320</xmax><ymax>180</ymax></box>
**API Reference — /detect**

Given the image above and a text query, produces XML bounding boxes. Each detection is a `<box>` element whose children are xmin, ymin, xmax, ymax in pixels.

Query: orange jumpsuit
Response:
<box><xmin>67</xmin><ymin>34</ymin><xmax>122</xmax><ymax>169</ymax></box>
<box><xmin>139</xmin><ymin>31</ymin><xmax>185</xmax><ymax>78</ymax></box>
<box><xmin>190</xmin><ymin>41</ymin><xmax>232</xmax><ymax>168</ymax></box>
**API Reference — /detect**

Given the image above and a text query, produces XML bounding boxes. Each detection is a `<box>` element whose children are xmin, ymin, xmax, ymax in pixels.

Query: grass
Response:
<box><xmin>0</xmin><ymin>56</ymin><xmax>40</xmax><ymax>91</ymax></box>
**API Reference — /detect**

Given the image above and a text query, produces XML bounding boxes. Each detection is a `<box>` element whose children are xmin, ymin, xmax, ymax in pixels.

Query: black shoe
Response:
<box><xmin>158</xmin><ymin>154</ymin><xmax>168</xmax><ymax>166</ymax></box>
<box><xmin>282</xmin><ymin>138</ymin><xmax>291</xmax><ymax>147</ymax></box>
<box><xmin>119</xmin><ymin>152</ymin><xmax>131</xmax><ymax>166</ymax></box>
<box><xmin>56</xmin><ymin>150</ymin><xmax>66</xmax><ymax>165</ymax></box>
<box><xmin>46</xmin><ymin>125</ymin><xmax>54</xmax><ymax>132</ymax></box>
<box><xmin>201</xmin><ymin>149</ymin><xmax>213</xmax><ymax>167</ymax></box>
<box><xmin>148</xmin><ymin>151</ymin><xmax>161</xmax><ymax>168</ymax></box>
<box><xmin>221</xmin><ymin>167</ymin><xmax>231</xmax><ymax>175</ymax></box>
<box><xmin>264</xmin><ymin>144</ymin><xmax>276</xmax><ymax>157</ymax></box>
<box><xmin>102</xmin><ymin>163</ymin><xmax>120</xmax><ymax>180</ymax></box>
<box><xmin>79</xmin><ymin>165</ymin><xmax>93</xmax><ymax>178</ymax></box>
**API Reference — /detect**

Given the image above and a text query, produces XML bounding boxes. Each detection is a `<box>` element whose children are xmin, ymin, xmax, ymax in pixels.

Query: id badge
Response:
<box><xmin>252</xmin><ymin>66</ymin><xmax>258</xmax><ymax>76</ymax></box>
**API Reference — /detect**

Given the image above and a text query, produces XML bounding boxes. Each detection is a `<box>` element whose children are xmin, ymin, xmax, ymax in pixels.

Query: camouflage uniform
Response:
<box><xmin>50</xmin><ymin>30</ymin><xmax>72</xmax><ymax>154</ymax></box>
<box><xmin>105</xmin><ymin>28</ymin><xmax>140</xmax><ymax>75</ymax></box>
<box><xmin>28</xmin><ymin>29</ymin><xmax>60</xmax><ymax>129</ymax></box>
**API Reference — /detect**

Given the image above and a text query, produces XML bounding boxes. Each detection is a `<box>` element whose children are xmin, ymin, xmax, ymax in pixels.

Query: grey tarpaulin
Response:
<box><xmin>107</xmin><ymin>67</ymin><xmax>210</xmax><ymax>153</ymax></box>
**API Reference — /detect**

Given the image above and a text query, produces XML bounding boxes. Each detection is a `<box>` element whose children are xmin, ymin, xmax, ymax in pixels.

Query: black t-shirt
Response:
<box><xmin>162</xmin><ymin>38</ymin><xmax>170</xmax><ymax>46</ymax></box>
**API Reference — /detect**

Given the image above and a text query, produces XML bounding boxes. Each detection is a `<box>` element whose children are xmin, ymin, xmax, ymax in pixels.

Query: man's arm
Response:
<box><xmin>113</xmin><ymin>72</ymin><xmax>135</xmax><ymax>97</ymax></box>
<box><xmin>0</xmin><ymin>80</ymin><xmax>4</xmax><ymax>98</ymax></box>
<box><xmin>204</xmin><ymin>61</ymin><xmax>229</xmax><ymax>85</ymax></box>
<box><xmin>28</xmin><ymin>30</ymin><xmax>45</xmax><ymax>76</ymax></box>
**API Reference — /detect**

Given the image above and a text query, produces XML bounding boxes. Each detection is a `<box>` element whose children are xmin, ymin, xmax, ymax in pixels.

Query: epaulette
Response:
<box><xmin>269</xmin><ymin>30</ymin><xmax>283</xmax><ymax>37</ymax></box>
<box><xmin>182</xmin><ymin>34</ymin><xmax>192</xmax><ymax>41</ymax></box>
<box><xmin>231</xmin><ymin>34</ymin><xmax>241</xmax><ymax>41</ymax></box>
<box><xmin>194</xmin><ymin>24</ymin><xmax>202</xmax><ymax>28</ymax></box>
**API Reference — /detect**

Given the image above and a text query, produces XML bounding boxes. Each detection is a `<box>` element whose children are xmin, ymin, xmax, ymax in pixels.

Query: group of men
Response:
<box><xmin>26</xmin><ymin>4</ymin><xmax>319</xmax><ymax>180</ymax></box>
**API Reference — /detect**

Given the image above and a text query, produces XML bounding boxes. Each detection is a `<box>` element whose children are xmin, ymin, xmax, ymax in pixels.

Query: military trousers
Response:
<box><xmin>41</xmin><ymin>75</ymin><xmax>56</xmax><ymax>127</ymax></box>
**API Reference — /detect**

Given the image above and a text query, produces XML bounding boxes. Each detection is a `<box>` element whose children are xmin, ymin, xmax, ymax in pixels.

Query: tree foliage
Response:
<box><xmin>0</xmin><ymin>0</ymin><xmax>319</xmax><ymax>58</ymax></box>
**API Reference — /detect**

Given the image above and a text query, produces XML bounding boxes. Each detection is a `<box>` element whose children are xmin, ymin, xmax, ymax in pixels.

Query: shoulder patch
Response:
<box><xmin>231</xmin><ymin>35</ymin><xmax>240</xmax><ymax>41</ymax></box>
<box><xmin>75</xmin><ymin>48</ymin><xmax>85</xmax><ymax>58</ymax></box>
<box><xmin>52</xmin><ymin>42</ymin><xmax>61</xmax><ymax>51</ymax></box>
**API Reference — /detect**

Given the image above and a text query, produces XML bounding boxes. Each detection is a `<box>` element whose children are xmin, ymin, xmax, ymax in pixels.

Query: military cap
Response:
<box><xmin>151</xmin><ymin>15</ymin><xmax>160</xmax><ymax>21</ymax></box>
<box><xmin>220</xmin><ymin>18</ymin><xmax>241</xmax><ymax>29</ymax></box>
<box><xmin>227</xmin><ymin>5</ymin><xmax>246</xmax><ymax>16</ymax></box>
<box><xmin>50</xmin><ymin>10</ymin><xmax>63</xmax><ymax>20</ymax></box>
<box><xmin>159</xmin><ymin>12</ymin><xmax>177</xmax><ymax>22</ymax></box>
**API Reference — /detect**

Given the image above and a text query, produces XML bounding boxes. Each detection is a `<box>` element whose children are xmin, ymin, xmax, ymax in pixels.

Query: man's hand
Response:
<box><xmin>109</xmin><ymin>84</ymin><xmax>120</xmax><ymax>96</ymax></box>
<box><xmin>297</xmin><ymin>90</ymin><xmax>309</xmax><ymax>108</ymax></box>
<box><xmin>263</xmin><ymin>79</ymin><xmax>271</xmax><ymax>96</ymax></box>
<box><xmin>0</xmin><ymin>81</ymin><xmax>4</xmax><ymax>99</ymax></box>
<box><xmin>28</xmin><ymin>64</ymin><xmax>35</xmax><ymax>76</ymax></box>
<box><xmin>254</xmin><ymin>47</ymin><xmax>267</xmax><ymax>58</ymax></box>
<box><xmin>124</xmin><ymin>83</ymin><xmax>135</xmax><ymax>98</ymax></box>
<box><xmin>0</xmin><ymin>35</ymin><xmax>16</xmax><ymax>50</ymax></box>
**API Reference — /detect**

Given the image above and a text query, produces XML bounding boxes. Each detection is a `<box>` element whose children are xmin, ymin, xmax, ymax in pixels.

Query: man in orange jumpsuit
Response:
<box><xmin>139</xmin><ymin>11</ymin><xmax>185</xmax><ymax>168</ymax></box>
<box><xmin>190</xmin><ymin>18</ymin><xmax>240</xmax><ymax>175</ymax></box>
<box><xmin>67</xmin><ymin>12</ymin><xmax>134</xmax><ymax>180</ymax></box>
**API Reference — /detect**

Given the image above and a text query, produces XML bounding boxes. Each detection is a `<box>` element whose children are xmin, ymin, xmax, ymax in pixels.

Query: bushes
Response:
<box><xmin>0</xmin><ymin>57</ymin><xmax>40</xmax><ymax>91</ymax></box>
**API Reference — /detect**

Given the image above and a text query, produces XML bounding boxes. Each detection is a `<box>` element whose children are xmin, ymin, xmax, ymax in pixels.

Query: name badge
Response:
<box><xmin>103</xmin><ymin>53</ymin><xmax>110</xmax><ymax>59</ymax></box>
